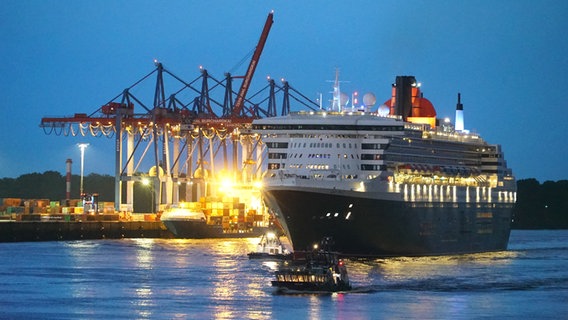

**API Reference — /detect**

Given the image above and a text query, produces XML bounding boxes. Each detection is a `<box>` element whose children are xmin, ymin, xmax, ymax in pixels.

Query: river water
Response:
<box><xmin>0</xmin><ymin>230</ymin><xmax>566</xmax><ymax>319</ymax></box>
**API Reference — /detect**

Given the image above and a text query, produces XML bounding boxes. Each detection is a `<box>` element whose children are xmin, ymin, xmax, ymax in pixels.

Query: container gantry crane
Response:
<box><xmin>39</xmin><ymin>12</ymin><xmax>319</xmax><ymax>213</ymax></box>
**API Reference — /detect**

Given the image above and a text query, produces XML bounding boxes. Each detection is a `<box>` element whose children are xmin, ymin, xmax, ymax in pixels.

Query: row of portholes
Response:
<box><xmin>290</xmin><ymin>142</ymin><xmax>358</xmax><ymax>149</ymax></box>
<box><xmin>286</xmin><ymin>164</ymin><xmax>354</xmax><ymax>170</ymax></box>
<box><xmin>289</xmin><ymin>153</ymin><xmax>360</xmax><ymax>159</ymax></box>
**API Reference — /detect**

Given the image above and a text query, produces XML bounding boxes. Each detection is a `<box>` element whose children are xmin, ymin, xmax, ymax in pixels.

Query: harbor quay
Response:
<box><xmin>0</xmin><ymin>219</ymin><xmax>173</xmax><ymax>243</ymax></box>
<box><xmin>0</xmin><ymin>198</ymin><xmax>174</xmax><ymax>242</ymax></box>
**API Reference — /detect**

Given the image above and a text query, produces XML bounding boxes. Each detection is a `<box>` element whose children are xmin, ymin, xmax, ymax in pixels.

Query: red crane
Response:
<box><xmin>232</xmin><ymin>11</ymin><xmax>274</xmax><ymax>118</ymax></box>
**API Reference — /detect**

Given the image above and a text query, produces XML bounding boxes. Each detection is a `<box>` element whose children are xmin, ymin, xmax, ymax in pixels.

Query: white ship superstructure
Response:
<box><xmin>257</xmin><ymin>111</ymin><xmax>515</xmax><ymax>202</ymax></box>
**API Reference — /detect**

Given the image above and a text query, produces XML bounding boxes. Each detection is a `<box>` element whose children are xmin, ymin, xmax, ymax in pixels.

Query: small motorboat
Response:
<box><xmin>248</xmin><ymin>231</ymin><xmax>292</xmax><ymax>260</ymax></box>
<box><xmin>271</xmin><ymin>237</ymin><xmax>351</xmax><ymax>293</ymax></box>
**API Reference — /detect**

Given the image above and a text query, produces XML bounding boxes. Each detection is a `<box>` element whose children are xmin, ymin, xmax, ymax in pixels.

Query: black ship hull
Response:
<box><xmin>162</xmin><ymin>220</ymin><xmax>268</xmax><ymax>239</ymax></box>
<box><xmin>263</xmin><ymin>189</ymin><xmax>513</xmax><ymax>257</ymax></box>
<box><xmin>271</xmin><ymin>280</ymin><xmax>351</xmax><ymax>293</ymax></box>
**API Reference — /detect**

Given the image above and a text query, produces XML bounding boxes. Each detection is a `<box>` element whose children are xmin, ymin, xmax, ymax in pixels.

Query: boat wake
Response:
<box><xmin>345</xmin><ymin>275</ymin><xmax>568</xmax><ymax>293</ymax></box>
<box><xmin>272</xmin><ymin>286</ymin><xmax>376</xmax><ymax>295</ymax></box>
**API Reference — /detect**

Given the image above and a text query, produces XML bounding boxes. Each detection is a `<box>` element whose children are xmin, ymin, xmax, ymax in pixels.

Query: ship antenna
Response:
<box><xmin>332</xmin><ymin>68</ymin><xmax>341</xmax><ymax>112</ymax></box>
<box><xmin>326</xmin><ymin>68</ymin><xmax>349</xmax><ymax>112</ymax></box>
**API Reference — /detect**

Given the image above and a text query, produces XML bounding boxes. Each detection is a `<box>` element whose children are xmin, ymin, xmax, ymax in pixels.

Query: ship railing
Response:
<box><xmin>423</xmin><ymin>129</ymin><xmax>482</xmax><ymax>143</ymax></box>
<box><xmin>393</xmin><ymin>172</ymin><xmax>492</xmax><ymax>188</ymax></box>
<box><xmin>292</xmin><ymin>110</ymin><xmax>403</xmax><ymax>120</ymax></box>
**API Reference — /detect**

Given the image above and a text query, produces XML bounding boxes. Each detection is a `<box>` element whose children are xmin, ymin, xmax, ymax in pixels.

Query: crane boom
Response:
<box><xmin>232</xmin><ymin>11</ymin><xmax>274</xmax><ymax>117</ymax></box>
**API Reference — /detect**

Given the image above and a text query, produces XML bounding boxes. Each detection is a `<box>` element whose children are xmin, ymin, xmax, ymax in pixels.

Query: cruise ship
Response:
<box><xmin>252</xmin><ymin>75</ymin><xmax>516</xmax><ymax>257</ymax></box>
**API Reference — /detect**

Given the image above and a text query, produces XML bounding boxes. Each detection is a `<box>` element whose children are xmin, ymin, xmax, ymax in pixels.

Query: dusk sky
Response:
<box><xmin>1</xmin><ymin>0</ymin><xmax>567</xmax><ymax>182</ymax></box>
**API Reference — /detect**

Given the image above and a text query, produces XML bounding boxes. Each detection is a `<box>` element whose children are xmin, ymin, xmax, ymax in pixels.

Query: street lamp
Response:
<box><xmin>78</xmin><ymin>143</ymin><xmax>89</xmax><ymax>196</ymax></box>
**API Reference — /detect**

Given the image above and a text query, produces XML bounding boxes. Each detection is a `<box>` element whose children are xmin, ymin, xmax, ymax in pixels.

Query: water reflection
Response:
<box><xmin>262</xmin><ymin>260</ymin><xmax>280</xmax><ymax>272</ymax></box>
<box><xmin>131</xmin><ymin>239</ymin><xmax>157</xmax><ymax>319</ymax></box>
<box><xmin>207</xmin><ymin>239</ymin><xmax>272</xmax><ymax>320</ymax></box>
<box><xmin>1</xmin><ymin>231</ymin><xmax>563</xmax><ymax>319</ymax></box>
<box><xmin>307</xmin><ymin>295</ymin><xmax>323</xmax><ymax>320</ymax></box>
<box><xmin>60</xmin><ymin>239</ymin><xmax>521</xmax><ymax>319</ymax></box>
<box><xmin>348</xmin><ymin>250</ymin><xmax>519</xmax><ymax>292</ymax></box>
<box><xmin>132</xmin><ymin>238</ymin><xmax>155</xmax><ymax>269</ymax></box>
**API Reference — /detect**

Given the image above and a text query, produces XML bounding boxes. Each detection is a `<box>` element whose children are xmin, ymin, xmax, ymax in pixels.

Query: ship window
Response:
<box><xmin>361</xmin><ymin>143</ymin><xmax>382</xmax><ymax>150</ymax></box>
<box><xmin>268</xmin><ymin>153</ymin><xmax>287</xmax><ymax>159</ymax></box>
<box><xmin>268</xmin><ymin>163</ymin><xmax>280</xmax><ymax>170</ymax></box>
<box><xmin>266</xmin><ymin>142</ymin><xmax>289</xmax><ymax>149</ymax></box>
<box><xmin>361</xmin><ymin>164</ymin><xmax>387</xmax><ymax>171</ymax></box>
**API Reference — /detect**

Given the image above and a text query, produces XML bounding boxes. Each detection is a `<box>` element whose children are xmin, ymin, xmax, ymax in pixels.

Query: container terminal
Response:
<box><xmin>0</xmin><ymin>188</ymin><xmax>271</xmax><ymax>242</ymax></box>
<box><xmin>1</xmin><ymin>12</ymin><xmax>284</xmax><ymax>242</ymax></box>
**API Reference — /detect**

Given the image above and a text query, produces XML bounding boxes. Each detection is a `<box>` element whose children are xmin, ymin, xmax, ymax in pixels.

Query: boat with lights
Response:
<box><xmin>160</xmin><ymin>198</ymin><xmax>269</xmax><ymax>239</ymax></box>
<box><xmin>272</xmin><ymin>237</ymin><xmax>351</xmax><ymax>293</ymax></box>
<box><xmin>248</xmin><ymin>230</ymin><xmax>292</xmax><ymax>260</ymax></box>
<box><xmin>252</xmin><ymin>75</ymin><xmax>517</xmax><ymax>257</ymax></box>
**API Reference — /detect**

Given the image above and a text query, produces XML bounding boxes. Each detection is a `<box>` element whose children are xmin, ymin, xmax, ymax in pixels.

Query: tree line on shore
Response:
<box><xmin>0</xmin><ymin>171</ymin><xmax>154</xmax><ymax>213</ymax></box>
<box><xmin>513</xmin><ymin>179</ymin><xmax>568</xmax><ymax>229</ymax></box>
<box><xmin>0</xmin><ymin>171</ymin><xmax>566</xmax><ymax>229</ymax></box>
